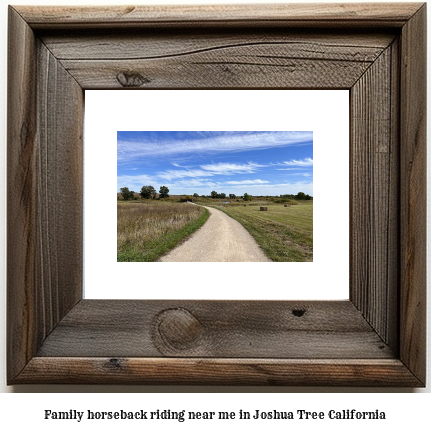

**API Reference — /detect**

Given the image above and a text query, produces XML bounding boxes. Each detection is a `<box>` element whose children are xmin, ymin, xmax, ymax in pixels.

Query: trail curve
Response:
<box><xmin>159</xmin><ymin>205</ymin><xmax>270</xmax><ymax>262</ymax></box>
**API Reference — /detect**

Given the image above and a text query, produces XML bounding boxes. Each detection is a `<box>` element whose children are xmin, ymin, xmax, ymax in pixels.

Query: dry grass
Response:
<box><xmin>117</xmin><ymin>202</ymin><xmax>208</xmax><ymax>261</ymax></box>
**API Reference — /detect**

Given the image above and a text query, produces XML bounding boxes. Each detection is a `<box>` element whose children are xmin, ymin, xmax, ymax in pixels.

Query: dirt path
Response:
<box><xmin>159</xmin><ymin>205</ymin><xmax>271</xmax><ymax>262</ymax></box>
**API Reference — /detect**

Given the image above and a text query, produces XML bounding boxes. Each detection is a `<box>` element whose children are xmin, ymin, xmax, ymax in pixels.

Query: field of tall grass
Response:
<box><xmin>117</xmin><ymin>201</ymin><xmax>209</xmax><ymax>262</ymax></box>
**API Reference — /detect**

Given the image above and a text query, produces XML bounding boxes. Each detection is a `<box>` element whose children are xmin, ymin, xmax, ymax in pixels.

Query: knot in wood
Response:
<box><xmin>292</xmin><ymin>308</ymin><xmax>306</xmax><ymax>317</ymax></box>
<box><xmin>116</xmin><ymin>71</ymin><xmax>150</xmax><ymax>87</ymax></box>
<box><xmin>108</xmin><ymin>358</ymin><xmax>123</xmax><ymax>369</ymax></box>
<box><xmin>155</xmin><ymin>308</ymin><xmax>203</xmax><ymax>351</ymax></box>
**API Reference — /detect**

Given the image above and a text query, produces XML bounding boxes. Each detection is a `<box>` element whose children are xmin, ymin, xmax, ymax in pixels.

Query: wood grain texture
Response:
<box><xmin>7</xmin><ymin>3</ymin><xmax>427</xmax><ymax>386</ymax></box>
<box><xmin>53</xmin><ymin>31</ymin><xmax>394</xmax><ymax>89</ymax></box>
<box><xmin>350</xmin><ymin>43</ymin><xmax>399</xmax><ymax>349</ymax></box>
<box><xmin>7</xmin><ymin>6</ymin><xmax>38</xmax><ymax>381</ymax></box>
<box><xmin>399</xmin><ymin>3</ymin><xmax>427</xmax><ymax>385</ymax></box>
<box><xmin>36</xmin><ymin>300</ymin><xmax>393</xmax><ymax>359</ymax></box>
<box><xmin>15</xmin><ymin>358</ymin><xmax>423</xmax><ymax>386</ymax></box>
<box><xmin>15</xmin><ymin>3</ymin><xmax>423</xmax><ymax>29</ymax></box>
<box><xmin>60</xmin><ymin>55</ymin><xmax>373</xmax><ymax>90</ymax></box>
<box><xmin>387</xmin><ymin>38</ymin><xmax>401</xmax><ymax>352</ymax></box>
<box><xmin>35</xmin><ymin>40</ymin><xmax>84</xmax><ymax>337</ymax></box>
<box><xmin>41</xmin><ymin>31</ymin><xmax>395</xmax><ymax>60</ymax></box>
<box><xmin>40</xmin><ymin>29</ymin><xmax>394</xmax><ymax>89</ymax></box>
<box><xmin>7</xmin><ymin>6</ymin><xmax>84</xmax><ymax>384</ymax></box>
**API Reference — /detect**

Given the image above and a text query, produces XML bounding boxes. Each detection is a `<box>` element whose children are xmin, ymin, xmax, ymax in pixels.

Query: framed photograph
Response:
<box><xmin>85</xmin><ymin>89</ymin><xmax>349</xmax><ymax>301</ymax></box>
<box><xmin>7</xmin><ymin>3</ymin><xmax>426</xmax><ymax>386</ymax></box>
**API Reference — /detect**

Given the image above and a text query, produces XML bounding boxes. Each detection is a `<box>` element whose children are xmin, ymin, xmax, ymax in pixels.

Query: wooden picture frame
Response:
<box><xmin>7</xmin><ymin>3</ymin><xmax>426</xmax><ymax>386</ymax></box>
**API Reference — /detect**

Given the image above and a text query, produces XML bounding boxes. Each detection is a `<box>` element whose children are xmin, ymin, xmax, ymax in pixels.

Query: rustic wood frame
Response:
<box><xmin>7</xmin><ymin>3</ymin><xmax>426</xmax><ymax>386</ymax></box>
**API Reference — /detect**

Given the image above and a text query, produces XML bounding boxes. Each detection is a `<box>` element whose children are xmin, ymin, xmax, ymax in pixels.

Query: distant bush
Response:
<box><xmin>295</xmin><ymin>192</ymin><xmax>312</xmax><ymax>200</ymax></box>
<box><xmin>274</xmin><ymin>199</ymin><xmax>298</xmax><ymax>205</ymax></box>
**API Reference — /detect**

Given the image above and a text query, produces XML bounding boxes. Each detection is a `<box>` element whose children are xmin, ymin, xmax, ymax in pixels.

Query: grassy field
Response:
<box><xmin>117</xmin><ymin>194</ymin><xmax>312</xmax><ymax>262</ymax></box>
<box><xmin>205</xmin><ymin>200</ymin><xmax>313</xmax><ymax>262</ymax></box>
<box><xmin>117</xmin><ymin>200</ymin><xmax>209</xmax><ymax>262</ymax></box>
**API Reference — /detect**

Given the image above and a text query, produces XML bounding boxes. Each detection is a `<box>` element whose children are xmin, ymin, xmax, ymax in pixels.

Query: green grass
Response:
<box><xmin>210</xmin><ymin>201</ymin><xmax>313</xmax><ymax>262</ymax></box>
<box><xmin>117</xmin><ymin>201</ymin><xmax>209</xmax><ymax>262</ymax></box>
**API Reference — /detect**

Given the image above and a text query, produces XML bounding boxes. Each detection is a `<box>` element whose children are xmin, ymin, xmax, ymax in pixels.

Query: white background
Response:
<box><xmin>0</xmin><ymin>0</ymin><xmax>430</xmax><ymax>426</ymax></box>
<box><xmin>85</xmin><ymin>90</ymin><xmax>349</xmax><ymax>300</ymax></box>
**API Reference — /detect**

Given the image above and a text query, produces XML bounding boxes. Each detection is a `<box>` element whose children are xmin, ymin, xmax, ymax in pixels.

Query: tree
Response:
<box><xmin>159</xmin><ymin>186</ymin><xmax>170</xmax><ymax>198</ymax></box>
<box><xmin>211</xmin><ymin>191</ymin><xmax>218</xmax><ymax>199</ymax></box>
<box><xmin>243</xmin><ymin>193</ymin><xmax>252</xmax><ymax>201</ymax></box>
<box><xmin>295</xmin><ymin>192</ymin><xmax>306</xmax><ymax>200</ymax></box>
<box><xmin>229</xmin><ymin>194</ymin><xmax>236</xmax><ymax>199</ymax></box>
<box><xmin>120</xmin><ymin>187</ymin><xmax>134</xmax><ymax>201</ymax></box>
<box><xmin>193</xmin><ymin>193</ymin><xmax>199</xmax><ymax>198</ymax></box>
<box><xmin>140</xmin><ymin>185</ymin><xmax>156</xmax><ymax>199</ymax></box>
<box><xmin>219</xmin><ymin>192</ymin><xmax>226</xmax><ymax>199</ymax></box>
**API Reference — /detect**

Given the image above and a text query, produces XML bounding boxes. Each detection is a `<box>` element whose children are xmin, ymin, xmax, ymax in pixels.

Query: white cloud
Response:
<box><xmin>224</xmin><ymin>181</ymin><xmax>313</xmax><ymax>196</ymax></box>
<box><xmin>200</xmin><ymin>162</ymin><xmax>266</xmax><ymax>175</ymax></box>
<box><xmin>156</xmin><ymin>161</ymin><xmax>266</xmax><ymax>180</ymax></box>
<box><xmin>276</xmin><ymin>168</ymin><xmax>307</xmax><ymax>171</ymax></box>
<box><xmin>171</xmin><ymin>179</ymin><xmax>216</xmax><ymax>187</ymax></box>
<box><xmin>129</xmin><ymin>177</ymin><xmax>314</xmax><ymax>196</ymax></box>
<box><xmin>117</xmin><ymin>160</ymin><xmax>313</xmax><ymax>195</ymax></box>
<box><xmin>279</xmin><ymin>172</ymin><xmax>313</xmax><ymax>177</ymax></box>
<box><xmin>117</xmin><ymin>174</ymin><xmax>157</xmax><ymax>191</ymax></box>
<box><xmin>157</xmin><ymin>169</ymin><xmax>212</xmax><ymax>181</ymax></box>
<box><xmin>280</xmin><ymin>157</ymin><xmax>313</xmax><ymax>167</ymax></box>
<box><xmin>223</xmin><ymin>179</ymin><xmax>270</xmax><ymax>185</ymax></box>
<box><xmin>118</xmin><ymin>131</ymin><xmax>313</xmax><ymax>164</ymax></box>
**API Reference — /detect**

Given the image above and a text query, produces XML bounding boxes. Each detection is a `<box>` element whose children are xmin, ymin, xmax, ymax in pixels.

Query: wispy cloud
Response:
<box><xmin>157</xmin><ymin>169</ymin><xmax>211</xmax><ymax>181</ymax></box>
<box><xmin>164</xmin><ymin>179</ymin><xmax>313</xmax><ymax>196</ymax></box>
<box><xmin>117</xmin><ymin>132</ymin><xmax>313</xmax><ymax>196</ymax></box>
<box><xmin>157</xmin><ymin>162</ymin><xmax>266</xmax><ymax>180</ymax></box>
<box><xmin>118</xmin><ymin>131</ymin><xmax>312</xmax><ymax>165</ymax></box>
<box><xmin>117</xmin><ymin>174</ymin><xmax>157</xmax><ymax>191</ymax></box>
<box><xmin>200</xmin><ymin>162</ymin><xmax>266</xmax><ymax>175</ymax></box>
<box><xmin>276</xmin><ymin>168</ymin><xmax>308</xmax><ymax>171</ymax></box>
<box><xmin>167</xmin><ymin>179</ymin><xmax>217</xmax><ymax>187</ymax></box>
<box><xmin>171</xmin><ymin>162</ymin><xmax>191</xmax><ymax>168</ymax></box>
<box><xmin>222</xmin><ymin>181</ymin><xmax>313</xmax><ymax>195</ymax></box>
<box><xmin>223</xmin><ymin>179</ymin><xmax>269</xmax><ymax>185</ymax></box>
<box><xmin>280</xmin><ymin>172</ymin><xmax>313</xmax><ymax>177</ymax></box>
<box><xmin>279</xmin><ymin>157</ymin><xmax>313</xmax><ymax>167</ymax></box>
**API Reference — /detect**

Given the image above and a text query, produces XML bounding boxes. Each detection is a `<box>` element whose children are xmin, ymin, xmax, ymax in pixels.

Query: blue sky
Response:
<box><xmin>117</xmin><ymin>131</ymin><xmax>313</xmax><ymax>196</ymax></box>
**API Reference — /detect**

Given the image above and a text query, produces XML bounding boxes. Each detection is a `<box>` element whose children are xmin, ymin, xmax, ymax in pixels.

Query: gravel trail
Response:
<box><xmin>158</xmin><ymin>205</ymin><xmax>271</xmax><ymax>262</ymax></box>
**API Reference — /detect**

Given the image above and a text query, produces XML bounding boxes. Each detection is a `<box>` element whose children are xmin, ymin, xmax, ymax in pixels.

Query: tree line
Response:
<box><xmin>281</xmin><ymin>192</ymin><xmax>312</xmax><ymax>200</ymax></box>
<box><xmin>119</xmin><ymin>186</ymin><xmax>312</xmax><ymax>201</ymax></box>
<box><xmin>205</xmin><ymin>191</ymin><xmax>311</xmax><ymax>201</ymax></box>
<box><xmin>119</xmin><ymin>185</ymin><xmax>170</xmax><ymax>200</ymax></box>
